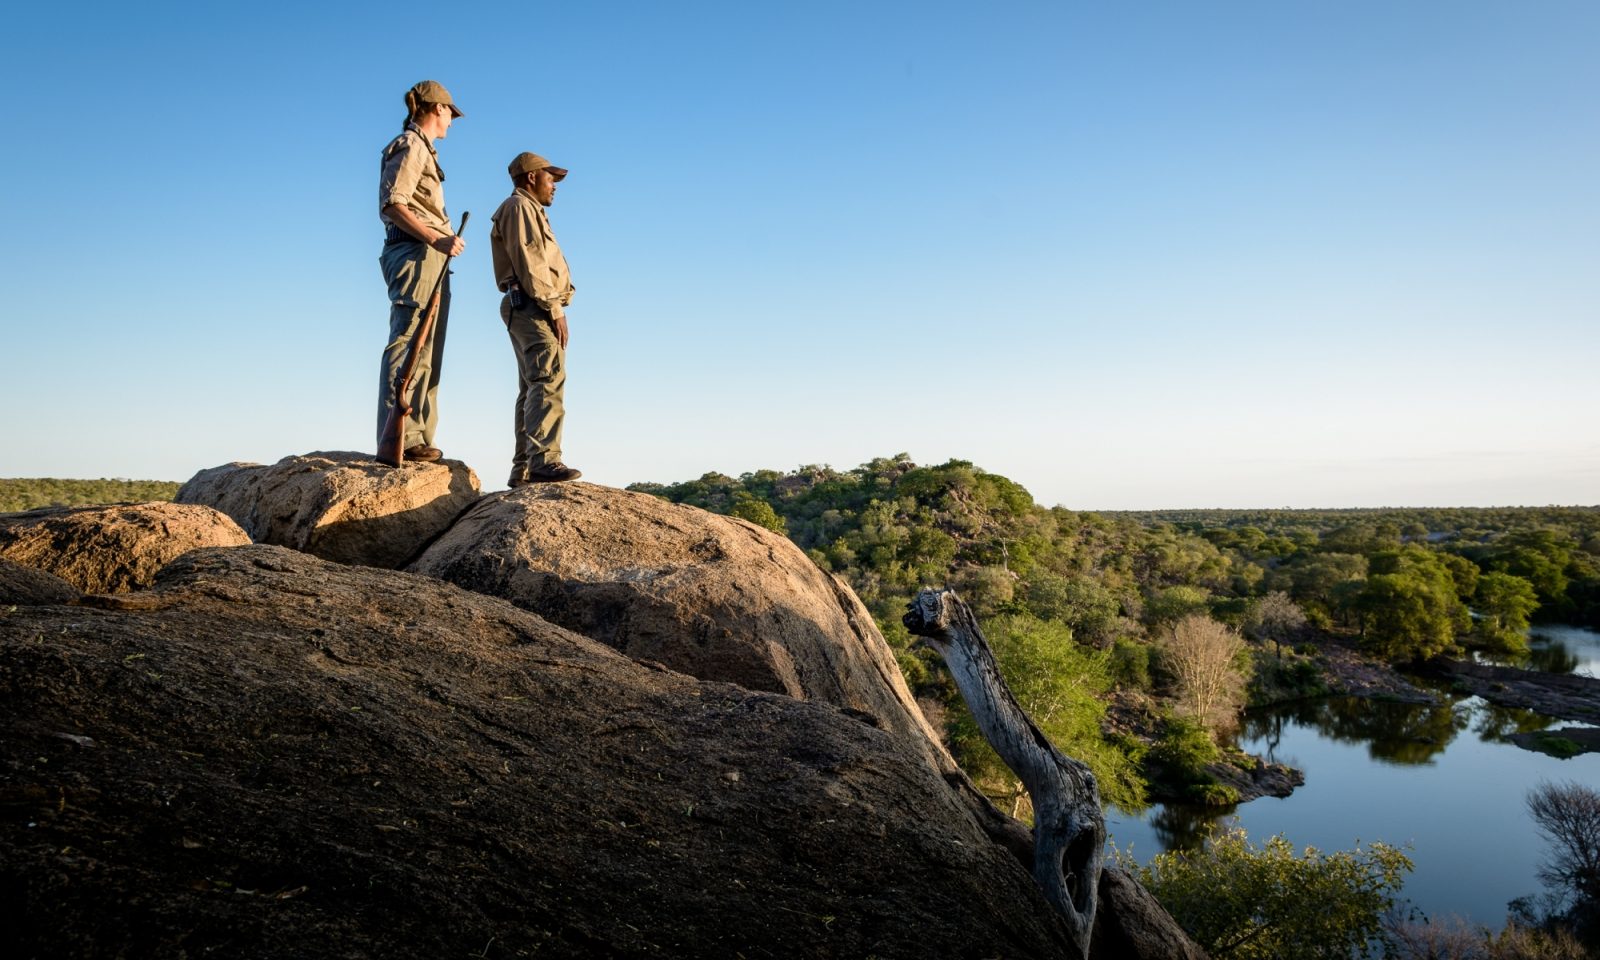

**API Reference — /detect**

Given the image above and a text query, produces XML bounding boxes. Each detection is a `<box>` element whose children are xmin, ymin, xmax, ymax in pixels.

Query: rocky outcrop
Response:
<box><xmin>1205</xmin><ymin>756</ymin><xmax>1305</xmax><ymax>802</ymax></box>
<box><xmin>0</xmin><ymin>557</ymin><xmax>81</xmax><ymax>605</ymax></box>
<box><xmin>410</xmin><ymin>483</ymin><xmax>953</xmax><ymax>774</ymax></box>
<box><xmin>177</xmin><ymin>451</ymin><xmax>479</xmax><ymax>569</ymax></box>
<box><xmin>1317</xmin><ymin>641</ymin><xmax>1438</xmax><ymax>705</ymax></box>
<box><xmin>0</xmin><ymin>502</ymin><xmax>250</xmax><ymax>594</ymax></box>
<box><xmin>0</xmin><ymin>545</ymin><xmax>1084</xmax><ymax>959</ymax></box>
<box><xmin>1427</xmin><ymin>658</ymin><xmax>1600</xmax><ymax>725</ymax></box>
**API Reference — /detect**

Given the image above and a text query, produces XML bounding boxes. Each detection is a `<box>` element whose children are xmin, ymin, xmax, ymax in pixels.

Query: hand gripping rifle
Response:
<box><xmin>377</xmin><ymin>211</ymin><xmax>469</xmax><ymax>468</ymax></box>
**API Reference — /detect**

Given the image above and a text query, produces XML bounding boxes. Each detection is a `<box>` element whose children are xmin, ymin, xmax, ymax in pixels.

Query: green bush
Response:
<box><xmin>1124</xmin><ymin>829</ymin><xmax>1413</xmax><ymax>960</ymax></box>
<box><xmin>1149</xmin><ymin>715</ymin><xmax>1219</xmax><ymax>780</ymax></box>
<box><xmin>728</xmin><ymin>495</ymin><xmax>786</xmax><ymax>533</ymax></box>
<box><xmin>949</xmin><ymin>614</ymin><xmax>1146</xmax><ymax>813</ymax></box>
<box><xmin>1109</xmin><ymin>639</ymin><xmax>1151</xmax><ymax>690</ymax></box>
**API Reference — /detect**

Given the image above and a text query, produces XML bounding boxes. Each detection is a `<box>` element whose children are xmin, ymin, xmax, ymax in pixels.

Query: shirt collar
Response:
<box><xmin>405</xmin><ymin>121</ymin><xmax>439</xmax><ymax>157</ymax></box>
<box><xmin>516</xmin><ymin>187</ymin><xmax>549</xmax><ymax>215</ymax></box>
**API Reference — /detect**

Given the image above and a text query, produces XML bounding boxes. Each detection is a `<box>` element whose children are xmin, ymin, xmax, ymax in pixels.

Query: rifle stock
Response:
<box><xmin>377</xmin><ymin>211</ymin><xmax>469</xmax><ymax>467</ymax></box>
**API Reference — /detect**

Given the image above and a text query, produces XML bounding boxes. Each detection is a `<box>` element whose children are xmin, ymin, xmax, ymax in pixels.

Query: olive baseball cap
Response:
<box><xmin>409</xmin><ymin>80</ymin><xmax>463</xmax><ymax>118</ymax></box>
<box><xmin>508</xmin><ymin>151</ymin><xmax>568</xmax><ymax>182</ymax></box>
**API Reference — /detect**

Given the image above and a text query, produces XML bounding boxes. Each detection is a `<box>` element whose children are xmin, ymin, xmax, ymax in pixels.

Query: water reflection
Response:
<box><xmin>1522</xmin><ymin>642</ymin><xmax>1581</xmax><ymax>675</ymax></box>
<box><xmin>1478</xmin><ymin>642</ymin><xmax>1581</xmax><ymax>675</ymax></box>
<box><xmin>1149</xmin><ymin>803</ymin><xmax>1237</xmax><ymax>852</ymax></box>
<box><xmin>1240</xmin><ymin>698</ymin><xmax>1469</xmax><ymax>766</ymax></box>
<box><xmin>1475</xmin><ymin>624</ymin><xmax>1600</xmax><ymax>678</ymax></box>
<box><xmin>1472</xmin><ymin>702</ymin><xmax>1557</xmax><ymax>743</ymax></box>
<box><xmin>1106</xmin><ymin>689</ymin><xmax>1600</xmax><ymax>928</ymax></box>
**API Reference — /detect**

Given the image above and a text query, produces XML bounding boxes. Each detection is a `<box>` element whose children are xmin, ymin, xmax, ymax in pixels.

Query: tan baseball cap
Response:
<box><xmin>508</xmin><ymin>151</ymin><xmax>568</xmax><ymax>182</ymax></box>
<box><xmin>409</xmin><ymin>80</ymin><xmax>463</xmax><ymax>118</ymax></box>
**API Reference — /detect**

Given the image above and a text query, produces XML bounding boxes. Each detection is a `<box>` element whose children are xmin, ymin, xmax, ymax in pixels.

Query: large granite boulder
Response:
<box><xmin>410</xmin><ymin>483</ymin><xmax>952</xmax><ymax>773</ymax></box>
<box><xmin>0</xmin><ymin>545</ymin><xmax>1085</xmax><ymax>959</ymax></box>
<box><xmin>0</xmin><ymin>557</ymin><xmax>82</xmax><ymax>605</ymax></box>
<box><xmin>177</xmin><ymin>451</ymin><xmax>479</xmax><ymax>569</ymax></box>
<box><xmin>0</xmin><ymin>502</ymin><xmax>250</xmax><ymax>594</ymax></box>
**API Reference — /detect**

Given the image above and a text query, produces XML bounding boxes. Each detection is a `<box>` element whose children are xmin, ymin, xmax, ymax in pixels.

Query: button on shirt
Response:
<box><xmin>491</xmin><ymin>188</ymin><xmax>574</xmax><ymax>317</ymax></box>
<box><xmin>378</xmin><ymin>123</ymin><xmax>450</xmax><ymax>236</ymax></box>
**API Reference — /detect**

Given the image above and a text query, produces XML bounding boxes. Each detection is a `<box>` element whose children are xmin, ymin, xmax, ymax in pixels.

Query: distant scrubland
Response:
<box><xmin>0</xmin><ymin>478</ymin><xmax>180</xmax><ymax>512</ymax></box>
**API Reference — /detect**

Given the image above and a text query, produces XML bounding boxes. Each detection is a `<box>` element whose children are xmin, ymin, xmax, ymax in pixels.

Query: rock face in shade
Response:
<box><xmin>0</xmin><ymin>556</ymin><xmax>82</xmax><ymax>605</ymax></box>
<box><xmin>176</xmin><ymin>451</ymin><xmax>480</xmax><ymax>569</ymax></box>
<box><xmin>0</xmin><ymin>545</ymin><xmax>1086</xmax><ymax>959</ymax></box>
<box><xmin>1093</xmin><ymin>867</ymin><xmax>1213</xmax><ymax>960</ymax></box>
<box><xmin>409</xmin><ymin>482</ymin><xmax>954</xmax><ymax>774</ymax></box>
<box><xmin>0</xmin><ymin>502</ymin><xmax>250</xmax><ymax>594</ymax></box>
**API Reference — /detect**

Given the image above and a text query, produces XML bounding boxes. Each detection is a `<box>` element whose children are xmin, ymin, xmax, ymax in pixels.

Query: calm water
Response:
<box><xmin>1522</xmin><ymin>624</ymin><xmax>1600</xmax><ymax>678</ymax></box>
<box><xmin>1106</xmin><ymin>689</ymin><xmax>1600</xmax><ymax>927</ymax></box>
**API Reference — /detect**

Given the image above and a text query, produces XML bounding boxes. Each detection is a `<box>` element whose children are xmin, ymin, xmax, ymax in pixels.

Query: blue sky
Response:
<box><xmin>6</xmin><ymin>1</ymin><xmax>1596</xmax><ymax>508</ymax></box>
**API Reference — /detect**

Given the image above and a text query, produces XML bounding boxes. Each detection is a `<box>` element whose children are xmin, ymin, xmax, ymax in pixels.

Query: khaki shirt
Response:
<box><xmin>491</xmin><ymin>187</ymin><xmax>574</xmax><ymax>317</ymax></box>
<box><xmin>378</xmin><ymin>123</ymin><xmax>450</xmax><ymax>236</ymax></box>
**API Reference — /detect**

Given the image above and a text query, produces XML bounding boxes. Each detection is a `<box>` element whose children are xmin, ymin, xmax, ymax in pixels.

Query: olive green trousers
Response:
<box><xmin>376</xmin><ymin>241</ymin><xmax>450</xmax><ymax>451</ymax></box>
<box><xmin>502</xmin><ymin>296</ymin><xmax>566</xmax><ymax>483</ymax></box>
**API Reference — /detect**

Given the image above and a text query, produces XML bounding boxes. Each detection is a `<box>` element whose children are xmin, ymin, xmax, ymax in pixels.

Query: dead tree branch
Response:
<box><xmin>905</xmin><ymin>588</ymin><xmax>1104</xmax><ymax>957</ymax></box>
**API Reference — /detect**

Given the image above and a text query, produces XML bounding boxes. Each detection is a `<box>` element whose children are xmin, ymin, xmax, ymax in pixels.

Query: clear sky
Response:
<box><xmin>5</xmin><ymin>1</ymin><xmax>1596</xmax><ymax>509</ymax></box>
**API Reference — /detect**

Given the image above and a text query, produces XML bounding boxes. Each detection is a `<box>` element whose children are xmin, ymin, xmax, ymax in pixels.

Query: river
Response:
<box><xmin>1105</xmin><ymin>626</ymin><xmax>1600</xmax><ymax>929</ymax></box>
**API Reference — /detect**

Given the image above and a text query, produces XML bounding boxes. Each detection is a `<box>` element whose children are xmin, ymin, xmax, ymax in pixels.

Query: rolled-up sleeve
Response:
<box><xmin>380</xmin><ymin>139</ymin><xmax>427</xmax><ymax>214</ymax></box>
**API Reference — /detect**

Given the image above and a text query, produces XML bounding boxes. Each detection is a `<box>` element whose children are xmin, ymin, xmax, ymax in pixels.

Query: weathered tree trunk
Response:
<box><xmin>904</xmin><ymin>588</ymin><xmax>1105</xmax><ymax>958</ymax></box>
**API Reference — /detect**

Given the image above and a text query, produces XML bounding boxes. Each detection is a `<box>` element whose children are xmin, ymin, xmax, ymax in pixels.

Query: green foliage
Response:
<box><xmin>1186</xmin><ymin>782</ymin><xmax>1240</xmax><ymax>807</ymax></box>
<box><xmin>1025</xmin><ymin>572</ymin><xmax>1121</xmax><ymax>646</ymax></box>
<box><xmin>0</xmin><ymin>477</ymin><xmax>180</xmax><ymax>512</ymax></box>
<box><xmin>1108</xmin><ymin>639</ymin><xmax>1151</xmax><ymax>691</ymax></box>
<box><xmin>630</xmin><ymin>457</ymin><xmax>1600</xmax><ymax>819</ymax></box>
<box><xmin>1126</xmin><ymin>829</ymin><xmax>1413</xmax><ymax>960</ymax></box>
<box><xmin>1148</xmin><ymin>715</ymin><xmax>1219</xmax><ymax>781</ymax></box>
<box><xmin>1474</xmin><ymin>572</ymin><xmax>1541</xmax><ymax>653</ymax></box>
<box><xmin>1438</xmin><ymin>551</ymin><xmax>1482</xmax><ymax>603</ymax></box>
<box><xmin>728</xmin><ymin>494</ymin><xmax>787</xmax><ymax>533</ymax></box>
<box><xmin>948</xmin><ymin>614</ymin><xmax>1145</xmax><ymax>813</ymax></box>
<box><xmin>1356</xmin><ymin>548</ymin><xmax>1470</xmax><ymax>663</ymax></box>
<box><xmin>1144</xmin><ymin>585</ymin><xmax>1213</xmax><ymax>629</ymax></box>
<box><xmin>1249</xmin><ymin>651</ymin><xmax>1327</xmax><ymax>705</ymax></box>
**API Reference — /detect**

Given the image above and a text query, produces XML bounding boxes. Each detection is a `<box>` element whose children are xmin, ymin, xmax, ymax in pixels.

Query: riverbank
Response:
<box><xmin>1313</xmin><ymin>637</ymin><xmax>1440</xmax><ymax>705</ymax></box>
<box><xmin>1106</xmin><ymin>693</ymin><xmax>1305</xmax><ymax>805</ymax></box>
<box><xmin>1422</xmin><ymin>658</ymin><xmax>1600</xmax><ymax>727</ymax></box>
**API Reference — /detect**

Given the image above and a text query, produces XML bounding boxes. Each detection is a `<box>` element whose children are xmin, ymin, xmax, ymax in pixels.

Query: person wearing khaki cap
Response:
<box><xmin>491</xmin><ymin>151</ymin><xmax>581</xmax><ymax>485</ymax></box>
<box><xmin>373</xmin><ymin>79</ymin><xmax>467</xmax><ymax>466</ymax></box>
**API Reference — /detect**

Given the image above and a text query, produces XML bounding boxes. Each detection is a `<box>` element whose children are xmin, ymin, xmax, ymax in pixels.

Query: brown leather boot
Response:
<box><xmin>525</xmin><ymin>462</ymin><xmax>582</xmax><ymax>483</ymax></box>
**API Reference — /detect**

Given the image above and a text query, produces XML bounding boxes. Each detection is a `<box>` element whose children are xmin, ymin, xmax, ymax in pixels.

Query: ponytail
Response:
<box><xmin>402</xmin><ymin>89</ymin><xmax>420</xmax><ymax>130</ymax></box>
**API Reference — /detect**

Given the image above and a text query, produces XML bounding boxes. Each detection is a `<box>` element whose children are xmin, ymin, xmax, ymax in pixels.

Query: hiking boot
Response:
<box><xmin>526</xmin><ymin>462</ymin><xmax>582</xmax><ymax>483</ymax></box>
<box><xmin>404</xmin><ymin>444</ymin><xmax>443</xmax><ymax>463</ymax></box>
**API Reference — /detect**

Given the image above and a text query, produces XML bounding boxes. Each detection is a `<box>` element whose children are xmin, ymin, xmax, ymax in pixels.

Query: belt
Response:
<box><xmin>384</xmin><ymin>224</ymin><xmax>427</xmax><ymax>246</ymax></box>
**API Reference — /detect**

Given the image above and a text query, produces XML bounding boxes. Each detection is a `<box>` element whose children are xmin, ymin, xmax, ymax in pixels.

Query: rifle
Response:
<box><xmin>377</xmin><ymin>211</ymin><xmax>469</xmax><ymax>467</ymax></box>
